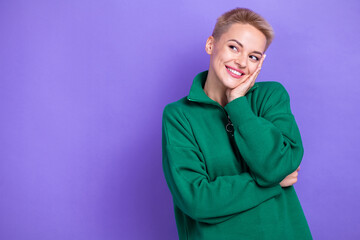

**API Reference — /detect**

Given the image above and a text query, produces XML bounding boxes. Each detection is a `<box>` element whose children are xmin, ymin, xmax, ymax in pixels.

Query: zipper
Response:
<box><xmin>224</xmin><ymin>109</ymin><xmax>234</xmax><ymax>137</ymax></box>
<box><xmin>188</xmin><ymin>97</ymin><xmax>234</xmax><ymax>136</ymax></box>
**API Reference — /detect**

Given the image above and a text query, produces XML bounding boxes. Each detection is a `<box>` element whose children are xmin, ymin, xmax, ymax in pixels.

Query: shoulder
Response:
<box><xmin>162</xmin><ymin>97</ymin><xmax>189</xmax><ymax>122</ymax></box>
<box><xmin>255</xmin><ymin>81</ymin><xmax>290</xmax><ymax>101</ymax></box>
<box><xmin>253</xmin><ymin>81</ymin><xmax>293</xmax><ymax>115</ymax></box>
<box><xmin>162</xmin><ymin>97</ymin><xmax>195</xmax><ymax>146</ymax></box>
<box><xmin>256</xmin><ymin>81</ymin><xmax>287</xmax><ymax>93</ymax></box>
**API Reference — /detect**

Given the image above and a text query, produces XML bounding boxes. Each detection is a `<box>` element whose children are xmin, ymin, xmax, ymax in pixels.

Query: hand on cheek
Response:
<box><xmin>226</xmin><ymin>54</ymin><xmax>266</xmax><ymax>103</ymax></box>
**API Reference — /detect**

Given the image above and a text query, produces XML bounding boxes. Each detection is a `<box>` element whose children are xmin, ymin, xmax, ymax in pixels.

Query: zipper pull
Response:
<box><xmin>225</xmin><ymin>115</ymin><xmax>234</xmax><ymax>136</ymax></box>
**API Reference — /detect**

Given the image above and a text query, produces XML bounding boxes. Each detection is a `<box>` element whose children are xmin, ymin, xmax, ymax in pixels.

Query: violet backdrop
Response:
<box><xmin>1</xmin><ymin>0</ymin><xmax>359</xmax><ymax>239</ymax></box>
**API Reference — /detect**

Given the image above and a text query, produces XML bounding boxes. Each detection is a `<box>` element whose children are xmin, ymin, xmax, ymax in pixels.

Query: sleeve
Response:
<box><xmin>162</xmin><ymin>104</ymin><xmax>282</xmax><ymax>225</ymax></box>
<box><xmin>223</xmin><ymin>82</ymin><xmax>304</xmax><ymax>188</ymax></box>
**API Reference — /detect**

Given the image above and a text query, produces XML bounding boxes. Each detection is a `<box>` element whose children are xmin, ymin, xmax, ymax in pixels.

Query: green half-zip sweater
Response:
<box><xmin>162</xmin><ymin>71</ymin><xmax>312</xmax><ymax>240</ymax></box>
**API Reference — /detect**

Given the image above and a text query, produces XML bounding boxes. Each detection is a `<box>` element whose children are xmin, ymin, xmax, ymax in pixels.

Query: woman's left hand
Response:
<box><xmin>226</xmin><ymin>54</ymin><xmax>266</xmax><ymax>103</ymax></box>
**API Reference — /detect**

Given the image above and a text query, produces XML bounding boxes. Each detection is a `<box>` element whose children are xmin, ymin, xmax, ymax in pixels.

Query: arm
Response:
<box><xmin>162</xmin><ymin>105</ymin><xmax>282</xmax><ymax>224</ymax></box>
<box><xmin>224</xmin><ymin>83</ymin><xmax>304</xmax><ymax>187</ymax></box>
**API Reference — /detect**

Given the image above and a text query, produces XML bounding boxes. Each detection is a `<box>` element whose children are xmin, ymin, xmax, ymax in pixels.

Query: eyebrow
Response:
<box><xmin>227</xmin><ymin>39</ymin><xmax>263</xmax><ymax>56</ymax></box>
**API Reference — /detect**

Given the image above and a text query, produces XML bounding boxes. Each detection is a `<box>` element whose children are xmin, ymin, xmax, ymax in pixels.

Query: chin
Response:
<box><xmin>213</xmin><ymin>69</ymin><xmax>239</xmax><ymax>89</ymax></box>
<box><xmin>222</xmin><ymin>77</ymin><xmax>239</xmax><ymax>89</ymax></box>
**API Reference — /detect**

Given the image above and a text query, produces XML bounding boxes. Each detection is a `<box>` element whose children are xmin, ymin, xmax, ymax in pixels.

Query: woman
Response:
<box><xmin>162</xmin><ymin>8</ymin><xmax>312</xmax><ymax>239</ymax></box>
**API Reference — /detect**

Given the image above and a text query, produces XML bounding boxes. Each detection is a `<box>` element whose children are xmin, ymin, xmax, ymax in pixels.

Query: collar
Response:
<box><xmin>186</xmin><ymin>70</ymin><xmax>259</xmax><ymax>105</ymax></box>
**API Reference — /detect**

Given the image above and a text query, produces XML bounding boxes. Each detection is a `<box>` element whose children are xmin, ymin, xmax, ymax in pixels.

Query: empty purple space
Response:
<box><xmin>0</xmin><ymin>0</ymin><xmax>359</xmax><ymax>239</ymax></box>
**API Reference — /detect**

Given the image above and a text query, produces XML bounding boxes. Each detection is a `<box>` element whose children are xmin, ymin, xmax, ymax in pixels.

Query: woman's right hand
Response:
<box><xmin>280</xmin><ymin>166</ymin><xmax>300</xmax><ymax>187</ymax></box>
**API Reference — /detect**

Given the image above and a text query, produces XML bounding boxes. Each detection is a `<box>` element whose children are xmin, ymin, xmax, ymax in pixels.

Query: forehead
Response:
<box><xmin>219</xmin><ymin>23</ymin><xmax>266</xmax><ymax>52</ymax></box>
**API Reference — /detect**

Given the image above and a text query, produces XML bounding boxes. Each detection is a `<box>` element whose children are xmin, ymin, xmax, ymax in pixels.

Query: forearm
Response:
<box><xmin>163</xmin><ymin>144</ymin><xmax>282</xmax><ymax>224</ymax></box>
<box><xmin>224</xmin><ymin>87</ymin><xmax>304</xmax><ymax>187</ymax></box>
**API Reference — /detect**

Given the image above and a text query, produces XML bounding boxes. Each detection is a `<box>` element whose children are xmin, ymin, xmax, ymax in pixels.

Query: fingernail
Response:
<box><xmin>264</xmin><ymin>54</ymin><xmax>267</xmax><ymax>59</ymax></box>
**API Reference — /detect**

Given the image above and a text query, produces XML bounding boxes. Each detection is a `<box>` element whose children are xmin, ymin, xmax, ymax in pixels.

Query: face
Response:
<box><xmin>206</xmin><ymin>23</ymin><xmax>267</xmax><ymax>89</ymax></box>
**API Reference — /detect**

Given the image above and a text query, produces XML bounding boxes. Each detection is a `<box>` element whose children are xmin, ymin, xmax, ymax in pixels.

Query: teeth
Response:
<box><xmin>227</xmin><ymin>67</ymin><xmax>242</xmax><ymax>76</ymax></box>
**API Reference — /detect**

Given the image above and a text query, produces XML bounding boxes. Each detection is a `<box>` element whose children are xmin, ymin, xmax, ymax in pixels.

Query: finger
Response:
<box><xmin>297</xmin><ymin>166</ymin><xmax>301</xmax><ymax>171</ymax></box>
<box><xmin>242</xmin><ymin>71</ymin><xmax>258</xmax><ymax>91</ymax></box>
<box><xmin>243</xmin><ymin>55</ymin><xmax>265</xmax><ymax>87</ymax></box>
<box><xmin>235</xmin><ymin>73</ymin><xmax>252</xmax><ymax>87</ymax></box>
<box><xmin>250</xmin><ymin>55</ymin><xmax>265</xmax><ymax>79</ymax></box>
<box><xmin>247</xmin><ymin>65</ymin><xmax>261</xmax><ymax>81</ymax></box>
<box><xmin>249</xmin><ymin>66</ymin><xmax>261</xmax><ymax>83</ymax></box>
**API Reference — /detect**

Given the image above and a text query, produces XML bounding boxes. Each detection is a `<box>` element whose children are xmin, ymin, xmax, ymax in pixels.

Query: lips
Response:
<box><xmin>225</xmin><ymin>65</ymin><xmax>245</xmax><ymax>79</ymax></box>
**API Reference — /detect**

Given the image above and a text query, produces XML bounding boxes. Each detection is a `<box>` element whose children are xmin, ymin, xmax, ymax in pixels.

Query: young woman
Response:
<box><xmin>162</xmin><ymin>8</ymin><xmax>312</xmax><ymax>239</ymax></box>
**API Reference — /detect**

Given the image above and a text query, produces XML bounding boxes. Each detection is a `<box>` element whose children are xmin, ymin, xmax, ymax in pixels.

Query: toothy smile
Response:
<box><xmin>225</xmin><ymin>66</ymin><xmax>244</xmax><ymax>77</ymax></box>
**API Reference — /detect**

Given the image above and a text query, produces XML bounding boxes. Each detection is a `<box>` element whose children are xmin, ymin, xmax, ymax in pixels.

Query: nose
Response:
<box><xmin>234</xmin><ymin>54</ymin><xmax>247</xmax><ymax>68</ymax></box>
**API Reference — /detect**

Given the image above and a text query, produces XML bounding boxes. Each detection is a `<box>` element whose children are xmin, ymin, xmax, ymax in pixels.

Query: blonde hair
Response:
<box><xmin>212</xmin><ymin>8</ymin><xmax>274</xmax><ymax>51</ymax></box>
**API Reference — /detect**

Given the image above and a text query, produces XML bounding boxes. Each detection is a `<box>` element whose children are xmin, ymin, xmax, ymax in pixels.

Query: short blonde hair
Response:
<box><xmin>212</xmin><ymin>8</ymin><xmax>274</xmax><ymax>51</ymax></box>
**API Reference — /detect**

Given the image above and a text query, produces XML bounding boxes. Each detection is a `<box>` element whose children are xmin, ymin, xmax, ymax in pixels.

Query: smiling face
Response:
<box><xmin>205</xmin><ymin>23</ymin><xmax>267</xmax><ymax>89</ymax></box>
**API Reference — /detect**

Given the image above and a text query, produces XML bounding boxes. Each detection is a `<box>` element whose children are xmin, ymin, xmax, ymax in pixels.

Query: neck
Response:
<box><xmin>203</xmin><ymin>69</ymin><xmax>228</xmax><ymax>107</ymax></box>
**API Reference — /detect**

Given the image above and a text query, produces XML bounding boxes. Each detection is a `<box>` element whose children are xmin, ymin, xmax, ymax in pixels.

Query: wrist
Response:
<box><xmin>228</xmin><ymin>95</ymin><xmax>244</xmax><ymax>103</ymax></box>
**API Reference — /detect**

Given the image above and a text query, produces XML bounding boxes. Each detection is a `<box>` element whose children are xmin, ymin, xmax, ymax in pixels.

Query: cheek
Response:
<box><xmin>248</xmin><ymin>64</ymin><xmax>258</xmax><ymax>75</ymax></box>
<box><xmin>214</xmin><ymin>53</ymin><xmax>226</xmax><ymax>66</ymax></box>
<box><xmin>250</xmin><ymin>59</ymin><xmax>263</xmax><ymax>72</ymax></box>
<box><xmin>213</xmin><ymin>49</ymin><xmax>233</xmax><ymax>67</ymax></box>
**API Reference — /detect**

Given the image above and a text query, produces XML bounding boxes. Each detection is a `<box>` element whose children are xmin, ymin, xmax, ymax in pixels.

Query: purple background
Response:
<box><xmin>1</xmin><ymin>0</ymin><xmax>359</xmax><ymax>239</ymax></box>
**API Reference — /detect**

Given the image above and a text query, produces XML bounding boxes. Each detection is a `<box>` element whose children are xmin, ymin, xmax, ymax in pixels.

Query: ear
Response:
<box><xmin>205</xmin><ymin>36</ymin><xmax>215</xmax><ymax>55</ymax></box>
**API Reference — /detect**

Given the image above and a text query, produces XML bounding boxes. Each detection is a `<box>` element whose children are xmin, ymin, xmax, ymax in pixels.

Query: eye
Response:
<box><xmin>229</xmin><ymin>45</ymin><xmax>238</xmax><ymax>51</ymax></box>
<box><xmin>249</xmin><ymin>55</ymin><xmax>259</xmax><ymax>61</ymax></box>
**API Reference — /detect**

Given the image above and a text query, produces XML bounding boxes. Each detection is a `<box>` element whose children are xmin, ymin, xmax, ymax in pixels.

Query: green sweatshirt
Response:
<box><xmin>162</xmin><ymin>71</ymin><xmax>312</xmax><ymax>240</ymax></box>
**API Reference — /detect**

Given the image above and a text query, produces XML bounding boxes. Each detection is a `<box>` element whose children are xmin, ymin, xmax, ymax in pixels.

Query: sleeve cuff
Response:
<box><xmin>224</xmin><ymin>96</ymin><xmax>257</xmax><ymax>127</ymax></box>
